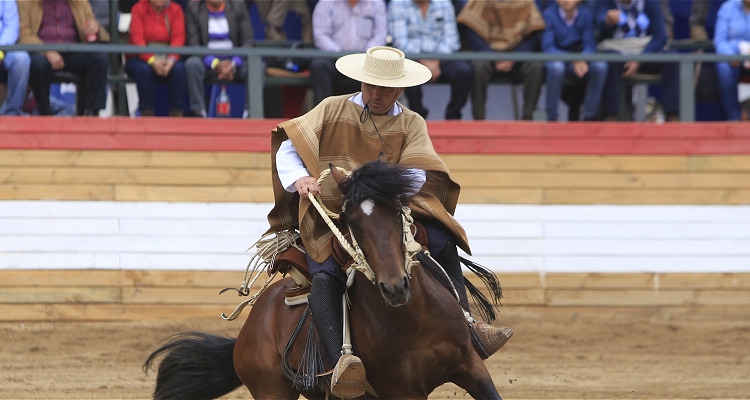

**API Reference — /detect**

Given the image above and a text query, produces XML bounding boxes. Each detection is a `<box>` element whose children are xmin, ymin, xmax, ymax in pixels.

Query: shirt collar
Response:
<box><xmin>349</xmin><ymin>92</ymin><xmax>402</xmax><ymax>116</ymax></box>
<box><xmin>557</xmin><ymin>6</ymin><xmax>579</xmax><ymax>27</ymax></box>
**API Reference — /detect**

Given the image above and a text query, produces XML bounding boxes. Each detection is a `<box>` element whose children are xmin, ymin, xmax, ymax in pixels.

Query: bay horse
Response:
<box><xmin>143</xmin><ymin>159</ymin><xmax>505</xmax><ymax>399</ymax></box>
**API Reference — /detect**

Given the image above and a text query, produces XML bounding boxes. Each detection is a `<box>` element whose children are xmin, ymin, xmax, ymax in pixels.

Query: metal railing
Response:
<box><xmin>4</xmin><ymin>42</ymin><xmax>750</xmax><ymax>121</ymax></box>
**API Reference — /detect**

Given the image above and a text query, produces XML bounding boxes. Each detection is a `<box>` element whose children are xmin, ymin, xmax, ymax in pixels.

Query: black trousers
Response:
<box><xmin>29</xmin><ymin>52</ymin><xmax>108</xmax><ymax>115</ymax></box>
<box><xmin>404</xmin><ymin>60</ymin><xmax>473</xmax><ymax>120</ymax></box>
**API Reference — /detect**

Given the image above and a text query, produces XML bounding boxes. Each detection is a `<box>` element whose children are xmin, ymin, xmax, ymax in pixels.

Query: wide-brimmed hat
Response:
<box><xmin>335</xmin><ymin>46</ymin><xmax>432</xmax><ymax>88</ymax></box>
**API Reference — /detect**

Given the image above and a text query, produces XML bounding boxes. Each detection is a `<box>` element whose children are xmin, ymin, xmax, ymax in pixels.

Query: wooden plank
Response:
<box><xmin>544</xmin><ymin>256</ymin><xmax>750</xmax><ymax>273</ymax></box>
<box><xmin>442</xmin><ymin>154</ymin><xmax>692</xmax><ymax>172</ymax></box>
<box><xmin>0</xmin><ymin>218</ymin><xmax>119</xmax><ymax>235</ymax></box>
<box><xmin>458</xmin><ymin>188</ymin><xmax>544</xmax><ymax>204</ymax></box>
<box><xmin>121</xmin><ymin>287</ymin><xmax>248</xmax><ymax>304</ymax></box>
<box><xmin>474</xmin><ymin>273</ymin><xmax>544</xmax><ymax>289</ymax></box>
<box><xmin>657</xmin><ymin>273</ymin><xmax>750</xmax><ymax>289</ymax></box>
<box><xmin>0</xmin><ymin>184</ymin><xmax>115</xmax><ymax>200</ymax></box>
<box><xmin>542</xmin><ymin>189</ymin><xmax>750</xmax><ymax>205</ymax></box>
<box><xmin>452</xmin><ymin>171</ymin><xmax>750</xmax><ymax>189</ymax></box>
<box><xmin>445</xmin><ymin>154</ymin><xmax>750</xmax><ymax>172</ymax></box>
<box><xmin>114</xmin><ymin>185</ymin><xmax>274</xmax><ymax>202</ymax></box>
<box><xmin>544</xmin><ymin>222</ymin><xmax>750</xmax><ymax>239</ymax></box>
<box><xmin>544</xmin><ymin>273</ymin><xmax>655</xmax><ymax>289</ymax></box>
<box><xmin>0</xmin><ymin>150</ymin><xmax>270</xmax><ymax>168</ymax></box>
<box><xmin>0</xmin><ymin>303</ymin><xmax>239</xmax><ymax>321</ymax></box>
<box><xmin>0</xmin><ymin>167</ymin><xmax>269</xmax><ymax>185</ymax></box>
<box><xmin>496</xmin><ymin>289</ymin><xmax>546</xmax><ymax>306</ymax></box>
<box><xmin>118</xmin><ymin>218</ymin><xmax>267</xmax><ymax>237</ymax></box>
<box><xmin>0</xmin><ymin>270</ymin><xmax>246</xmax><ymax>288</ymax></box>
<box><xmin>0</xmin><ymin>253</ymin><xmax>121</xmax><ymax>269</ymax></box>
<box><xmin>0</xmin><ymin>287</ymin><xmax>121</xmax><ymax>303</ymax></box>
<box><xmin>546</xmin><ymin>289</ymin><xmax>695</xmax><ymax>306</ymax></box>
<box><xmin>694</xmin><ymin>290</ymin><xmax>750</xmax><ymax>306</ymax></box>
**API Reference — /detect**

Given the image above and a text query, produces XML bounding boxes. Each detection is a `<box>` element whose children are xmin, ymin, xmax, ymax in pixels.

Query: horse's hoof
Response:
<box><xmin>331</xmin><ymin>354</ymin><xmax>367</xmax><ymax>398</ymax></box>
<box><xmin>472</xmin><ymin>322</ymin><xmax>513</xmax><ymax>359</ymax></box>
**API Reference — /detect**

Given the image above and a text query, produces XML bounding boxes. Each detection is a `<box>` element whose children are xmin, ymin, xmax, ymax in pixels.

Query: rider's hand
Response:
<box><xmin>294</xmin><ymin>176</ymin><xmax>321</xmax><ymax>196</ymax></box>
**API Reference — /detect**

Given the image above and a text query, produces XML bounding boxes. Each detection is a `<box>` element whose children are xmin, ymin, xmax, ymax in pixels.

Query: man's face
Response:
<box><xmin>361</xmin><ymin>82</ymin><xmax>404</xmax><ymax>115</ymax></box>
<box><xmin>556</xmin><ymin>0</ymin><xmax>580</xmax><ymax>13</ymax></box>
<box><xmin>150</xmin><ymin>0</ymin><xmax>168</xmax><ymax>9</ymax></box>
<box><xmin>206</xmin><ymin>0</ymin><xmax>225</xmax><ymax>8</ymax></box>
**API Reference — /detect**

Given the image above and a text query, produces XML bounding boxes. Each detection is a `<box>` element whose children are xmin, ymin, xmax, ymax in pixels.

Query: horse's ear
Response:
<box><xmin>329</xmin><ymin>163</ymin><xmax>347</xmax><ymax>184</ymax></box>
<box><xmin>378</xmin><ymin>152</ymin><xmax>387</xmax><ymax>163</ymax></box>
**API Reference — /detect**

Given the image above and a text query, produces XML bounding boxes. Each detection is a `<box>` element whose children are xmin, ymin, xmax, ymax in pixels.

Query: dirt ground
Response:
<box><xmin>1</xmin><ymin>306</ymin><xmax>749</xmax><ymax>399</ymax></box>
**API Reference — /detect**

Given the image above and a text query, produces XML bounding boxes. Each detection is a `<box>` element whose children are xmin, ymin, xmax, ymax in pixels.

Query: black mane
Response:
<box><xmin>340</xmin><ymin>159</ymin><xmax>421</xmax><ymax>210</ymax></box>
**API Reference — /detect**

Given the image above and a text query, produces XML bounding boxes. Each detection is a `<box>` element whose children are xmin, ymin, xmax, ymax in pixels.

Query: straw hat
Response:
<box><xmin>335</xmin><ymin>46</ymin><xmax>432</xmax><ymax>88</ymax></box>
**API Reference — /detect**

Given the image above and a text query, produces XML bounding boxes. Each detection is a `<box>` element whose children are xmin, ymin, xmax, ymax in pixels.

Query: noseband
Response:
<box><xmin>307</xmin><ymin>168</ymin><xmax>422</xmax><ymax>284</ymax></box>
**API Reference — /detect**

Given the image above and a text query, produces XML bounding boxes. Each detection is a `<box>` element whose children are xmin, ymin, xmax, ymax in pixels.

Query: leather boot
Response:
<box><xmin>169</xmin><ymin>109</ymin><xmax>183</xmax><ymax>117</ymax></box>
<box><xmin>308</xmin><ymin>273</ymin><xmax>367</xmax><ymax>398</ymax></box>
<box><xmin>140</xmin><ymin>109</ymin><xmax>155</xmax><ymax>117</ymax></box>
<box><xmin>435</xmin><ymin>244</ymin><xmax>513</xmax><ymax>359</ymax></box>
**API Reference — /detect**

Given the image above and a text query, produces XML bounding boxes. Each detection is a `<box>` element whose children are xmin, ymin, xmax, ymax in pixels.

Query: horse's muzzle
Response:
<box><xmin>379</xmin><ymin>276</ymin><xmax>411</xmax><ymax>307</ymax></box>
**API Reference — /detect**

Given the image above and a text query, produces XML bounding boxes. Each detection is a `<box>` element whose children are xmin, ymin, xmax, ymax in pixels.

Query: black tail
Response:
<box><xmin>460</xmin><ymin>256</ymin><xmax>503</xmax><ymax>324</ymax></box>
<box><xmin>143</xmin><ymin>332</ymin><xmax>242</xmax><ymax>400</ymax></box>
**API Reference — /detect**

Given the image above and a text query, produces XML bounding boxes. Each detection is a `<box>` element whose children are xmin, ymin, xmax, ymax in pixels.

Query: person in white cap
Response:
<box><xmin>267</xmin><ymin>46</ymin><xmax>512</xmax><ymax>399</ymax></box>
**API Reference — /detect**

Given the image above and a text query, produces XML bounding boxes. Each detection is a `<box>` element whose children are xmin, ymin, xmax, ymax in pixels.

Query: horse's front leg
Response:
<box><xmin>449</xmin><ymin>353</ymin><xmax>503</xmax><ymax>400</ymax></box>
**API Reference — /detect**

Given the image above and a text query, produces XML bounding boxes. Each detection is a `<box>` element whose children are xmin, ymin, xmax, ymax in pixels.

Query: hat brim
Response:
<box><xmin>335</xmin><ymin>53</ymin><xmax>432</xmax><ymax>88</ymax></box>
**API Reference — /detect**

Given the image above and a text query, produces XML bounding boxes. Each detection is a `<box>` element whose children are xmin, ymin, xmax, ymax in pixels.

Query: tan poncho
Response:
<box><xmin>457</xmin><ymin>0</ymin><xmax>545</xmax><ymax>52</ymax></box>
<box><xmin>267</xmin><ymin>94</ymin><xmax>470</xmax><ymax>263</ymax></box>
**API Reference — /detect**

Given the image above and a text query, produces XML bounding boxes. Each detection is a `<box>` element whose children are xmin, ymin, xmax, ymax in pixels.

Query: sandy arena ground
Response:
<box><xmin>1</xmin><ymin>306</ymin><xmax>749</xmax><ymax>399</ymax></box>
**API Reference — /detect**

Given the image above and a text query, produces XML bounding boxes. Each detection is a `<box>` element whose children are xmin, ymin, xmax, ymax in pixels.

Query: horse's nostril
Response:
<box><xmin>403</xmin><ymin>277</ymin><xmax>410</xmax><ymax>291</ymax></box>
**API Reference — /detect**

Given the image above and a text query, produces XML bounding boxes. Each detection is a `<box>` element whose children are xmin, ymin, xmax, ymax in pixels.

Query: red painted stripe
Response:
<box><xmin>1</xmin><ymin>117</ymin><xmax>750</xmax><ymax>155</ymax></box>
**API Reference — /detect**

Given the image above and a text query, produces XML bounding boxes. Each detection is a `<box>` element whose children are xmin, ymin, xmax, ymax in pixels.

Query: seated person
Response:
<box><xmin>309</xmin><ymin>0</ymin><xmax>387</xmax><ymax>106</ymax></box>
<box><xmin>542</xmin><ymin>0</ymin><xmax>607</xmax><ymax>121</ymax></box>
<box><xmin>126</xmin><ymin>0</ymin><xmax>187</xmax><ymax>117</ymax></box>
<box><xmin>0</xmin><ymin>0</ymin><xmax>30</xmax><ymax>116</ymax></box>
<box><xmin>185</xmin><ymin>0</ymin><xmax>254</xmax><ymax>117</ymax></box>
<box><xmin>388</xmin><ymin>0</ymin><xmax>472</xmax><ymax>120</ymax></box>
<box><xmin>714</xmin><ymin>0</ymin><xmax>750</xmax><ymax>121</ymax></box>
<box><xmin>595</xmin><ymin>0</ymin><xmax>679</xmax><ymax>121</ymax></box>
<box><xmin>250</xmin><ymin>0</ymin><xmax>312</xmax><ymax>41</ymax></box>
<box><xmin>457</xmin><ymin>0</ymin><xmax>546</xmax><ymax>120</ymax></box>
<box><xmin>18</xmin><ymin>0</ymin><xmax>110</xmax><ymax>116</ymax></box>
<box><xmin>691</xmin><ymin>0</ymin><xmax>728</xmax><ymax>40</ymax></box>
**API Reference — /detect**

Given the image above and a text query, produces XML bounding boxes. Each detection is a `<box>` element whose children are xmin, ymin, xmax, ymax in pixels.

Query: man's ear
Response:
<box><xmin>378</xmin><ymin>152</ymin><xmax>387</xmax><ymax>163</ymax></box>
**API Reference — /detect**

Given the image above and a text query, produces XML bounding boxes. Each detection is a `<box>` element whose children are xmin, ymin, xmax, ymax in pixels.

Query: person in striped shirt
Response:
<box><xmin>309</xmin><ymin>0</ymin><xmax>388</xmax><ymax>105</ymax></box>
<box><xmin>184</xmin><ymin>0</ymin><xmax>254</xmax><ymax>117</ymax></box>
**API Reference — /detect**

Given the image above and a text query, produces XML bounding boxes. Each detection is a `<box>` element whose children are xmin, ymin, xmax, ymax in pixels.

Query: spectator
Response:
<box><xmin>89</xmin><ymin>0</ymin><xmax>110</xmax><ymax>32</ymax></box>
<box><xmin>714</xmin><ymin>0</ymin><xmax>750</xmax><ymax>120</ymax></box>
<box><xmin>250</xmin><ymin>0</ymin><xmax>312</xmax><ymax>41</ymax></box>
<box><xmin>310</xmin><ymin>0</ymin><xmax>387</xmax><ymax>105</ymax></box>
<box><xmin>0</xmin><ymin>0</ymin><xmax>30</xmax><ymax>116</ymax></box>
<box><xmin>542</xmin><ymin>0</ymin><xmax>607</xmax><ymax>121</ymax></box>
<box><xmin>18</xmin><ymin>0</ymin><xmax>110</xmax><ymax>116</ymax></box>
<box><xmin>691</xmin><ymin>0</ymin><xmax>727</xmax><ymax>41</ymax></box>
<box><xmin>185</xmin><ymin>0</ymin><xmax>254</xmax><ymax>117</ymax></box>
<box><xmin>595</xmin><ymin>0</ymin><xmax>679</xmax><ymax>121</ymax></box>
<box><xmin>388</xmin><ymin>0</ymin><xmax>472</xmax><ymax>120</ymax></box>
<box><xmin>126</xmin><ymin>0</ymin><xmax>187</xmax><ymax>117</ymax></box>
<box><xmin>457</xmin><ymin>0</ymin><xmax>546</xmax><ymax>120</ymax></box>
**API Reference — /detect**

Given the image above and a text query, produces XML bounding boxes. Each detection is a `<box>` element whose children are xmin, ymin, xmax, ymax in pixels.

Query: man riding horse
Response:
<box><xmin>268</xmin><ymin>46</ymin><xmax>513</xmax><ymax>399</ymax></box>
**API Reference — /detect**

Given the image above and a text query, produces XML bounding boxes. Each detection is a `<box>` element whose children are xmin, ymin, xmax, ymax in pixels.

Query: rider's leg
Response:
<box><xmin>421</xmin><ymin>220</ymin><xmax>513</xmax><ymax>359</ymax></box>
<box><xmin>306</xmin><ymin>256</ymin><xmax>367</xmax><ymax>398</ymax></box>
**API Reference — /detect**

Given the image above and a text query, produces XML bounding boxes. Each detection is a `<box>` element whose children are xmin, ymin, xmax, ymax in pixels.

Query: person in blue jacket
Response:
<box><xmin>0</xmin><ymin>0</ymin><xmax>30</xmax><ymax>116</ymax></box>
<box><xmin>714</xmin><ymin>0</ymin><xmax>750</xmax><ymax>121</ymax></box>
<box><xmin>542</xmin><ymin>0</ymin><xmax>607</xmax><ymax>121</ymax></box>
<box><xmin>596</xmin><ymin>0</ymin><xmax>679</xmax><ymax>121</ymax></box>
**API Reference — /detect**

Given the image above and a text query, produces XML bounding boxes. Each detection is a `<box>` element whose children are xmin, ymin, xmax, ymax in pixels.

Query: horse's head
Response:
<box><xmin>330</xmin><ymin>158</ymin><xmax>422</xmax><ymax>307</ymax></box>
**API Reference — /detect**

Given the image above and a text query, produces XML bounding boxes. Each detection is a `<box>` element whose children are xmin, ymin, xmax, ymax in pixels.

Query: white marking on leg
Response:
<box><xmin>360</xmin><ymin>199</ymin><xmax>375</xmax><ymax>216</ymax></box>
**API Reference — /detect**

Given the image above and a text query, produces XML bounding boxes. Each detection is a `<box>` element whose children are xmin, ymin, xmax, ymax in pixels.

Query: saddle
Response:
<box><xmin>270</xmin><ymin>220</ymin><xmax>429</xmax><ymax>306</ymax></box>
